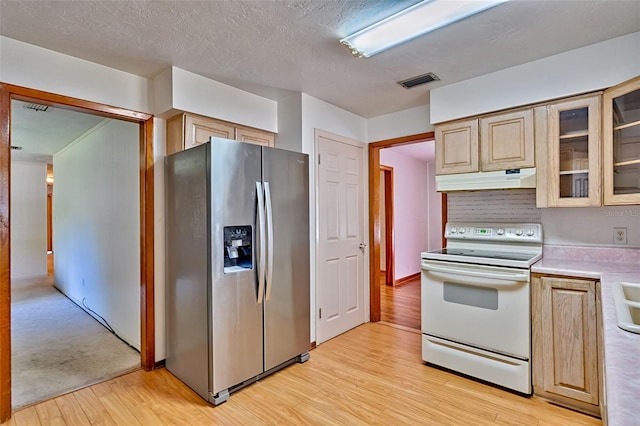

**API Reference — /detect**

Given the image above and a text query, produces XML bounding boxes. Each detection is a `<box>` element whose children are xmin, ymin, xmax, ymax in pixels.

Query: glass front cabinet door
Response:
<box><xmin>547</xmin><ymin>95</ymin><xmax>602</xmax><ymax>207</ymax></box>
<box><xmin>604</xmin><ymin>76</ymin><xmax>640</xmax><ymax>205</ymax></box>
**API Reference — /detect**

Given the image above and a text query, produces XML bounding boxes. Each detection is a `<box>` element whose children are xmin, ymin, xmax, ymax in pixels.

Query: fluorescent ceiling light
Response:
<box><xmin>340</xmin><ymin>0</ymin><xmax>509</xmax><ymax>58</ymax></box>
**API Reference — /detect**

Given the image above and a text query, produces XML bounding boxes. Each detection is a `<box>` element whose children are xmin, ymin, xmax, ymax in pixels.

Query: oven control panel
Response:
<box><xmin>445</xmin><ymin>223</ymin><xmax>542</xmax><ymax>243</ymax></box>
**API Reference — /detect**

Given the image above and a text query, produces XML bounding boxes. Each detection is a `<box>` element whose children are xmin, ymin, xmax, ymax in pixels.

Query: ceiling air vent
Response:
<box><xmin>397</xmin><ymin>72</ymin><xmax>440</xmax><ymax>89</ymax></box>
<box><xmin>24</xmin><ymin>103</ymin><xmax>49</xmax><ymax>112</ymax></box>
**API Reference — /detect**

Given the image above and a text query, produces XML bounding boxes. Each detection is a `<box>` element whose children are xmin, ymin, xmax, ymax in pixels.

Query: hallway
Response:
<box><xmin>11</xmin><ymin>276</ymin><xmax>140</xmax><ymax>409</ymax></box>
<box><xmin>380</xmin><ymin>275</ymin><xmax>421</xmax><ymax>330</ymax></box>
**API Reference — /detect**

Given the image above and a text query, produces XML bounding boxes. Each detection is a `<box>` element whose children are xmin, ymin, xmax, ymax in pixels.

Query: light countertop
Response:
<box><xmin>531</xmin><ymin>245</ymin><xmax>640</xmax><ymax>425</ymax></box>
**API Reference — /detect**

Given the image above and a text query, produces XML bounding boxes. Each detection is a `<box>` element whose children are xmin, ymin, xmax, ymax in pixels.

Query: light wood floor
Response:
<box><xmin>380</xmin><ymin>274</ymin><xmax>421</xmax><ymax>330</ymax></box>
<box><xmin>8</xmin><ymin>323</ymin><xmax>600</xmax><ymax>425</ymax></box>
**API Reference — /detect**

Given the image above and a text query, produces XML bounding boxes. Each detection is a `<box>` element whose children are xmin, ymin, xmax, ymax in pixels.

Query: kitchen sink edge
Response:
<box><xmin>611</xmin><ymin>281</ymin><xmax>640</xmax><ymax>334</ymax></box>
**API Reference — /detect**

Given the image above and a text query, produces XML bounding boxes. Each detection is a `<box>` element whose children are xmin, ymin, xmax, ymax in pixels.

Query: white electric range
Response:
<box><xmin>420</xmin><ymin>222</ymin><xmax>543</xmax><ymax>394</ymax></box>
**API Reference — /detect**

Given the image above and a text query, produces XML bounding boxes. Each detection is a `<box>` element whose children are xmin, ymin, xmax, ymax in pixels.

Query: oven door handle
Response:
<box><xmin>421</xmin><ymin>261</ymin><xmax>528</xmax><ymax>283</ymax></box>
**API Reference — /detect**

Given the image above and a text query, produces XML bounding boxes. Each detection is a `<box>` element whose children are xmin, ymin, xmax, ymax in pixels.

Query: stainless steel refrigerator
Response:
<box><xmin>165</xmin><ymin>137</ymin><xmax>310</xmax><ymax>405</ymax></box>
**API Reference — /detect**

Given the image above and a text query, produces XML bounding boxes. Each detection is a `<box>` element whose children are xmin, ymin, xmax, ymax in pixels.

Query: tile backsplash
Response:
<box><xmin>446</xmin><ymin>189</ymin><xmax>640</xmax><ymax>248</ymax></box>
<box><xmin>447</xmin><ymin>189</ymin><xmax>540</xmax><ymax>223</ymax></box>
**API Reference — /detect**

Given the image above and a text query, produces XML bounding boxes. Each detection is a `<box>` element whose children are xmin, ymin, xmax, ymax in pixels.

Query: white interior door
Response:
<box><xmin>316</xmin><ymin>130</ymin><xmax>366</xmax><ymax>344</ymax></box>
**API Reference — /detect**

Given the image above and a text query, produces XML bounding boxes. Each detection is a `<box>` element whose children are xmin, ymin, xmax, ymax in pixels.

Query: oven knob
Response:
<box><xmin>459</xmin><ymin>228</ymin><xmax>466</xmax><ymax>234</ymax></box>
<box><xmin>526</xmin><ymin>229</ymin><xmax>535</xmax><ymax>237</ymax></box>
<box><xmin>450</xmin><ymin>227</ymin><xmax>458</xmax><ymax>234</ymax></box>
<box><xmin>515</xmin><ymin>229</ymin><xmax>523</xmax><ymax>236</ymax></box>
<box><xmin>497</xmin><ymin>228</ymin><xmax>505</xmax><ymax>235</ymax></box>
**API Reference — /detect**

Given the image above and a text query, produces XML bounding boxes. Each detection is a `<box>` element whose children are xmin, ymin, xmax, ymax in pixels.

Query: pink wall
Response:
<box><xmin>380</xmin><ymin>147</ymin><xmax>441</xmax><ymax>280</ymax></box>
<box><xmin>379</xmin><ymin>170</ymin><xmax>386</xmax><ymax>270</ymax></box>
<box><xmin>427</xmin><ymin>161</ymin><xmax>442</xmax><ymax>252</ymax></box>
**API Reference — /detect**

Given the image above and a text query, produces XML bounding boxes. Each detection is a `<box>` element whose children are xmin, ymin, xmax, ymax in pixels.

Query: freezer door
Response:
<box><xmin>210</xmin><ymin>138</ymin><xmax>264</xmax><ymax>394</ymax></box>
<box><xmin>262</xmin><ymin>146</ymin><xmax>311</xmax><ymax>371</ymax></box>
<box><xmin>165</xmin><ymin>144</ymin><xmax>210</xmax><ymax>401</ymax></box>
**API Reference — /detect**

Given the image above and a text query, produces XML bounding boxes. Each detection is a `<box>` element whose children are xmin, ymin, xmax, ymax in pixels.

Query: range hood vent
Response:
<box><xmin>397</xmin><ymin>72</ymin><xmax>440</xmax><ymax>89</ymax></box>
<box><xmin>436</xmin><ymin>168</ymin><xmax>537</xmax><ymax>192</ymax></box>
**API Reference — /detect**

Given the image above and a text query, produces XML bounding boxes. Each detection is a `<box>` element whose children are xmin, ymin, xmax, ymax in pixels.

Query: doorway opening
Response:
<box><xmin>380</xmin><ymin>165</ymin><xmax>394</xmax><ymax>287</ymax></box>
<box><xmin>368</xmin><ymin>132</ymin><xmax>446</xmax><ymax>328</ymax></box>
<box><xmin>46</xmin><ymin>164</ymin><xmax>53</xmax><ymax>277</ymax></box>
<box><xmin>0</xmin><ymin>83</ymin><xmax>155</xmax><ymax>421</ymax></box>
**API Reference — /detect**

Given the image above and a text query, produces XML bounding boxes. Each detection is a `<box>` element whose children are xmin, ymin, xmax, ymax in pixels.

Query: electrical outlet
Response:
<box><xmin>614</xmin><ymin>227</ymin><xmax>627</xmax><ymax>245</ymax></box>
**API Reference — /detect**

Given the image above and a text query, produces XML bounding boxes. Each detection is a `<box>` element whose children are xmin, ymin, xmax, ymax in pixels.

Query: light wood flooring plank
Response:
<box><xmin>103</xmin><ymin>376</ymin><xmax>164</xmax><ymax>425</ymax></box>
<box><xmin>12</xmin><ymin>406</ymin><xmax>41</xmax><ymax>426</ymax></box>
<box><xmin>34</xmin><ymin>399</ymin><xmax>65</xmax><ymax>425</ymax></box>
<box><xmin>90</xmin><ymin>382</ymin><xmax>141</xmax><ymax>425</ymax></box>
<box><xmin>231</xmin><ymin>382</ymin><xmax>310</xmax><ymax>425</ymax></box>
<box><xmin>53</xmin><ymin>393</ymin><xmax>91</xmax><ymax>426</ymax></box>
<box><xmin>380</xmin><ymin>276</ymin><xmax>421</xmax><ymax>329</ymax></box>
<box><xmin>443</xmin><ymin>372</ymin><xmax>600</xmax><ymax>425</ymax></box>
<box><xmin>8</xmin><ymin>322</ymin><xmax>601</xmax><ymax>425</ymax></box>
<box><xmin>104</xmin><ymin>376</ymin><xmax>145</xmax><ymax>409</ymax></box>
<box><xmin>291</xmin><ymin>390</ymin><xmax>373</xmax><ymax>426</ymax></box>
<box><xmin>71</xmin><ymin>387</ymin><xmax>117</xmax><ymax>426</ymax></box>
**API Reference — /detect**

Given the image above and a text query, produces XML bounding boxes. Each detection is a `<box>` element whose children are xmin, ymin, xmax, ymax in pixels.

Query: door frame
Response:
<box><xmin>380</xmin><ymin>165</ymin><xmax>395</xmax><ymax>286</ymax></box>
<box><xmin>368</xmin><ymin>132</ymin><xmax>446</xmax><ymax>322</ymax></box>
<box><xmin>0</xmin><ymin>83</ymin><xmax>155</xmax><ymax>422</ymax></box>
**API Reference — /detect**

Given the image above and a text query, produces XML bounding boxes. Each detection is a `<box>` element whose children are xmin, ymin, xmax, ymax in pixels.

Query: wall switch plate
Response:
<box><xmin>614</xmin><ymin>227</ymin><xmax>628</xmax><ymax>245</ymax></box>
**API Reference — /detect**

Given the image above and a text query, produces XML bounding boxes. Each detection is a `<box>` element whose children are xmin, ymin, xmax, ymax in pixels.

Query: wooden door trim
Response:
<box><xmin>380</xmin><ymin>165</ymin><xmax>395</xmax><ymax>286</ymax></box>
<box><xmin>0</xmin><ymin>83</ymin><xmax>155</xmax><ymax>422</ymax></box>
<box><xmin>46</xmin><ymin>194</ymin><xmax>52</xmax><ymax>252</ymax></box>
<box><xmin>368</xmin><ymin>132</ymin><xmax>443</xmax><ymax>322</ymax></box>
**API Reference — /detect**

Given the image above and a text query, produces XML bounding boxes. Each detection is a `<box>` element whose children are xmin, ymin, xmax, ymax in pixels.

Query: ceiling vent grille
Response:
<box><xmin>24</xmin><ymin>103</ymin><xmax>49</xmax><ymax>112</ymax></box>
<box><xmin>397</xmin><ymin>72</ymin><xmax>440</xmax><ymax>89</ymax></box>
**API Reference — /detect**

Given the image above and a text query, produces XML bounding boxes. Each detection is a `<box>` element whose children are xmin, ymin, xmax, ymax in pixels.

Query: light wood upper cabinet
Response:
<box><xmin>435</xmin><ymin>118</ymin><xmax>479</xmax><ymax>175</ymax></box>
<box><xmin>603</xmin><ymin>75</ymin><xmax>640</xmax><ymax>205</ymax></box>
<box><xmin>184</xmin><ymin>114</ymin><xmax>235</xmax><ymax>150</ymax></box>
<box><xmin>538</xmin><ymin>94</ymin><xmax>602</xmax><ymax>207</ymax></box>
<box><xmin>435</xmin><ymin>108</ymin><xmax>534</xmax><ymax>175</ymax></box>
<box><xmin>166</xmin><ymin>112</ymin><xmax>275</xmax><ymax>155</ymax></box>
<box><xmin>532</xmin><ymin>275</ymin><xmax>600</xmax><ymax>417</ymax></box>
<box><xmin>236</xmin><ymin>124</ymin><xmax>275</xmax><ymax>147</ymax></box>
<box><xmin>480</xmin><ymin>108</ymin><xmax>535</xmax><ymax>172</ymax></box>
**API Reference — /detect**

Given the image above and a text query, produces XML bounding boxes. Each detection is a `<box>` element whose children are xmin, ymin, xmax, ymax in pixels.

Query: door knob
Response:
<box><xmin>359</xmin><ymin>243</ymin><xmax>367</xmax><ymax>250</ymax></box>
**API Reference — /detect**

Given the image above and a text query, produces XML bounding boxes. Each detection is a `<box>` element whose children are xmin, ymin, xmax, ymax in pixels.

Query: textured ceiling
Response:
<box><xmin>2</xmin><ymin>0</ymin><xmax>639</xmax><ymax>119</ymax></box>
<box><xmin>10</xmin><ymin>101</ymin><xmax>105</xmax><ymax>163</ymax></box>
<box><xmin>2</xmin><ymin>0</ymin><xmax>639</xmax><ymax>163</ymax></box>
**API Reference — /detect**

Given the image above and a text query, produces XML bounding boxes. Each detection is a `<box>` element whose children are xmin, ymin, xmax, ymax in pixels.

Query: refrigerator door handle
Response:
<box><xmin>256</xmin><ymin>182</ymin><xmax>266</xmax><ymax>304</ymax></box>
<box><xmin>264</xmin><ymin>182</ymin><xmax>274</xmax><ymax>301</ymax></box>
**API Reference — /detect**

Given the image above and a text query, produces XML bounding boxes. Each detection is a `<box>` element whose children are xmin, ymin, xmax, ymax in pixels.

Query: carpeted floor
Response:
<box><xmin>11</xmin><ymin>276</ymin><xmax>141</xmax><ymax>409</ymax></box>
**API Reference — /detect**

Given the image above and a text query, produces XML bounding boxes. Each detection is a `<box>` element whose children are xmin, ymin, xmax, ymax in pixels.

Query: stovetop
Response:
<box><xmin>421</xmin><ymin>222</ymin><xmax>543</xmax><ymax>268</ymax></box>
<box><xmin>421</xmin><ymin>248</ymin><xmax>542</xmax><ymax>268</ymax></box>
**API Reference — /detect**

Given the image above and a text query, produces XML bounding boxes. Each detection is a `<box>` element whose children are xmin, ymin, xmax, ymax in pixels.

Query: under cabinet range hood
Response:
<box><xmin>436</xmin><ymin>168</ymin><xmax>537</xmax><ymax>192</ymax></box>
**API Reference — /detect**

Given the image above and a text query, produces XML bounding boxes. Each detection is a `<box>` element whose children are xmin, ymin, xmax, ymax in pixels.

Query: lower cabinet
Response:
<box><xmin>531</xmin><ymin>274</ymin><xmax>601</xmax><ymax>417</ymax></box>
